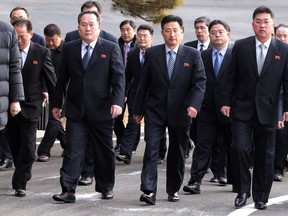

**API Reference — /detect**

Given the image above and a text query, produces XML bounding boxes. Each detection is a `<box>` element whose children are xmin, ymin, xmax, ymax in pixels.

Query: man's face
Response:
<box><xmin>275</xmin><ymin>26</ymin><xmax>288</xmax><ymax>43</ymax></box>
<box><xmin>161</xmin><ymin>21</ymin><xmax>183</xmax><ymax>49</ymax></box>
<box><xmin>209</xmin><ymin>24</ymin><xmax>231</xmax><ymax>48</ymax></box>
<box><xmin>45</xmin><ymin>34</ymin><xmax>62</xmax><ymax>49</ymax></box>
<box><xmin>14</xmin><ymin>24</ymin><xmax>33</xmax><ymax>50</ymax></box>
<box><xmin>120</xmin><ymin>23</ymin><xmax>136</xmax><ymax>43</ymax></box>
<box><xmin>252</xmin><ymin>13</ymin><xmax>275</xmax><ymax>42</ymax></box>
<box><xmin>10</xmin><ymin>9</ymin><xmax>28</xmax><ymax>24</ymax></box>
<box><xmin>136</xmin><ymin>29</ymin><xmax>153</xmax><ymax>49</ymax></box>
<box><xmin>78</xmin><ymin>13</ymin><xmax>101</xmax><ymax>44</ymax></box>
<box><xmin>194</xmin><ymin>21</ymin><xmax>209</xmax><ymax>43</ymax></box>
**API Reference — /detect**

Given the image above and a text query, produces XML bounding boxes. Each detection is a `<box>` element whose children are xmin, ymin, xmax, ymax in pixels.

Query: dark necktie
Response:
<box><xmin>167</xmin><ymin>50</ymin><xmax>175</xmax><ymax>80</ymax></box>
<box><xmin>124</xmin><ymin>43</ymin><xmax>130</xmax><ymax>67</ymax></box>
<box><xmin>214</xmin><ymin>51</ymin><xmax>221</xmax><ymax>76</ymax></box>
<box><xmin>200</xmin><ymin>44</ymin><xmax>204</xmax><ymax>51</ymax></box>
<box><xmin>258</xmin><ymin>43</ymin><xmax>265</xmax><ymax>75</ymax></box>
<box><xmin>82</xmin><ymin>45</ymin><xmax>91</xmax><ymax>71</ymax></box>
<box><xmin>140</xmin><ymin>51</ymin><xmax>145</xmax><ymax>68</ymax></box>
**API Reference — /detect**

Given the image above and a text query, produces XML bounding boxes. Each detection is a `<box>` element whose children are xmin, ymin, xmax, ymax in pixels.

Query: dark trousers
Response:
<box><xmin>189</xmin><ymin>119</ymin><xmax>231</xmax><ymax>184</ymax></box>
<box><xmin>60</xmin><ymin>118</ymin><xmax>115</xmax><ymax>193</ymax></box>
<box><xmin>274</xmin><ymin>122</ymin><xmax>288</xmax><ymax>175</ymax></box>
<box><xmin>231</xmin><ymin>115</ymin><xmax>276</xmax><ymax>203</ymax></box>
<box><xmin>0</xmin><ymin>128</ymin><xmax>12</xmax><ymax>160</ymax></box>
<box><xmin>7</xmin><ymin>113</ymin><xmax>38</xmax><ymax>190</ymax></box>
<box><xmin>141</xmin><ymin>119</ymin><xmax>189</xmax><ymax>195</ymax></box>
<box><xmin>37</xmin><ymin>116</ymin><xmax>66</xmax><ymax>157</ymax></box>
<box><xmin>114</xmin><ymin>104</ymin><xmax>126</xmax><ymax>145</ymax></box>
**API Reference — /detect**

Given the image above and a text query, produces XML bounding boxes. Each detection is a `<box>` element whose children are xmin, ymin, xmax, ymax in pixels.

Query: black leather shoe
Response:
<box><xmin>15</xmin><ymin>189</ymin><xmax>26</xmax><ymax>197</ymax></box>
<box><xmin>273</xmin><ymin>173</ymin><xmax>283</xmax><ymax>182</ymax></box>
<box><xmin>0</xmin><ymin>158</ymin><xmax>13</xmax><ymax>170</ymax></box>
<box><xmin>183</xmin><ymin>182</ymin><xmax>201</xmax><ymax>194</ymax></box>
<box><xmin>101</xmin><ymin>191</ymin><xmax>114</xmax><ymax>199</ymax></box>
<box><xmin>218</xmin><ymin>177</ymin><xmax>227</xmax><ymax>186</ymax></box>
<box><xmin>234</xmin><ymin>192</ymin><xmax>250</xmax><ymax>208</ymax></box>
<box><xmin>168</xmin><ymin>192</ymin><xmax>179</xmax><ymax>202</ymax></box>
<box><xmin>53</xmin><ymin>192</ymin><xmax>75</xmax><ymax>203</ymax></box>
<box><xmin>140</xmin><ymin>193</ymin><xmax>156</xmax><ymax>205</ymax></box>
<box><xmin>254</xmin><ymin>202</ymin><xmax>267</xmax><ymax>210</ymax></box>
<box><xmin>116</xmin><ymin>154</ymin><xmax>131</xmax><ymax>164</ymax></box>
<box><xmin>78</xmin><ymin>177</ymin><xmax>93</xmax><ymax>186</ymax></box>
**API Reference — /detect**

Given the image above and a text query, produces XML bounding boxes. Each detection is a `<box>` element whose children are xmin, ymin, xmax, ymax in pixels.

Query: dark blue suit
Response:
<box><xmin>134</xmin><ymin>44</ymin><xmax>206</xmax><ymax>195</ymax></box>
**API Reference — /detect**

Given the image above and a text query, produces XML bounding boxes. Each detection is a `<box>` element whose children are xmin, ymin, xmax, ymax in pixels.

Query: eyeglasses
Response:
<box><xmin>254</xmin><ymin>20</ymin><xmax>273</xmax><ymax>26</ymax></box>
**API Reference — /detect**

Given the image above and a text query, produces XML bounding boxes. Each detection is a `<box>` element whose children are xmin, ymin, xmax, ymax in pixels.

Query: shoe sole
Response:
<box><xmin>140</xmin><ymin>196</ymin><xmax>155</xmax><ymax>205</ymax></box>
<box><xmin>52</xmin><ymin>195</ymin><xmax>75</xmax><ymax>203</ymax></box>
<box><xmin>183</xmin><ymin>186</ymin><xmax>200</xmax><ymax>194</ymax></box>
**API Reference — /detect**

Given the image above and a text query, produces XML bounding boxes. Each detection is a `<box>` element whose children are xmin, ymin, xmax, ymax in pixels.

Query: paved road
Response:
<box><xmin>1</xmin><ymin>0</ymin><xmax>288</xmax><ymax>215</ymax></box>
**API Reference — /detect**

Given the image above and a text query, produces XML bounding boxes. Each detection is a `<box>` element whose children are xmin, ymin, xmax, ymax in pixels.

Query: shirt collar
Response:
<box><xmin>165</xmin><ymin>44</ymin><xmax>179</xmax><ymax>54</ymax></box>
<box><xmin>199</xmin><ymin>40</ymin><xmax>210</xmax><ymax>49</ymax></box>
<box><xmin>255</xmin><ymin>36</ymin><xmax>272</xmax><ymax>48</ymax></box>
<box><xmin>213</xmin><ymin>45</ymin><xmax>228</xmax><ymax>56</ymax></box>
<box><xmin>82</xmin><ymin>39</ymin><xmax>97</xmax><ymax>50</ymax></box>
<box><xmin>22</xmin><ymin>42</ymin><xmax>31</xmax><ymax>54</ymax></box>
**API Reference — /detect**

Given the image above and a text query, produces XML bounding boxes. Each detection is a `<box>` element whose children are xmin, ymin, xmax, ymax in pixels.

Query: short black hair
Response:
<box><xmin>81</xmin><ymin>1</ymin><xmax>102</xmax><ymax>15</ymax></box>
<box><xmin>209</xmin><ymin>19</ymin><xmax>231</xmax><ymax>32</ymax></box>
<box><xmin>44</xmin><ymin>24</ymin><xmax>62</xmax><ymax>37</ymax></box>
<box><xmin>161</xmin><ymin>14</ymin><xmax>184</xmax><ymax>32</ymax></box>
<box><xmin>10</xmin><ymin>7</ymin><xmax>29</xmax><ymax>18</ymax></box>
<box><xmin>194</xmin><ymin>16</ymin><xmax>211</xmax><ymax>28</ymax></box>
<box><xmin>78</xmin><ymin>10</ymin><xmax>101</xmax><ymax>24</ymax></box>
<box><xmin>274</xmin><ymin>24</ymin><xmax>288</xmax><ymax>34</ymax></box>
<box><xmin>253</xmin><ymin>5</ymin><xmax>275</xmax><ymax>20</ymax></box>
<box><xmin>12</xmin><ymin>18</ymin><xmax>33</xmax><ymax>32</ymax></box>
<box><xmin>137</xmin><ymin>24</ymin><xmax>154</xmax><ymax>36</ymax></box>
<box><xmin>119</xmin><ymin>20</ymin><xmax>136</xmax><ymax>29</ymax></box>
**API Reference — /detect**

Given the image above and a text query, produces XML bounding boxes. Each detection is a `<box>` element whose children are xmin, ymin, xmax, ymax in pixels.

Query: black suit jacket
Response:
<box><xmin>184</xmin><ymin>40</ymin><xmax>212</xmax><ymax>50</ymax></box>
<box><xmin>134</xmin><ymin>44</ymin><xmax>206</xmax><ymax>127</ymax></box>
<box><xmin>21</xmin><ymin>42</ymin><xmax>56</xmax><ymax>120</ymax></box>
<box><xmin>32</xmin><ymin>32</ymin><xmax>45</xmax><ymax>46</ymax></box>
<box><xmin>223</xmin><ymin>36</ymin><xmax>288</xmax><ymax>125</ymax></box>
<box><xmin>199</xmin><ymin>43</ymin><xmax>233</xmax><ymax>123</ymax></box>
<box><xmin>53</xmin><ymin>38</ymin><xmax>125</xmax><ymax>123</ymax></box>
<box><xmin>65</xmin><ymin>29</ymin><xmax>118</xmax><ymax>44</ymax></box>
<box><xmin>125</xmin><ymin>48</ymin><xmax>143</xmax><ymax>106</ymax></box>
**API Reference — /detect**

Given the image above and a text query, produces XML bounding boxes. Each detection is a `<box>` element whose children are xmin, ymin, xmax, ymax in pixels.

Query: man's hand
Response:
<box><xmin>278</xmin><ymin>121</ymin><xmax>285</xmax><ymax>129</ymax></box>
<box><xmin>10</xmin><ymin>101</ymin><xmax>21</xmax><ymax>117</ymax></box>
<box><xmin>42</xmin><ymin>92</ymin><xmax>49</xmax><ymax>104</ymax></box>
<box><xmin>133</xmin><ymin>114</ymin><xmax>143</xmax><ymax>124</ymax></box>
<box><xmin>111</xmin><ymin>105</ymin><xmax>122</xmax><ymax>119</ymax></box>
<box><xmin>187</xmin><ymin>107</ymin><xmax>197</xmax><ymax>118</ymax></box>
<box><xmin>52</xmin><ymin>108</ymin><xmax>61</xmax><ymax>120</ymax></box>
<box><xmin>283</xmin><ymin>112</ymin><xmax>288</xmax><ymax>122</ymax></box>
<box><xmin>220</xmin><ymin>106</ymin><xmax>230</xmax><ymax>117</ymax></box>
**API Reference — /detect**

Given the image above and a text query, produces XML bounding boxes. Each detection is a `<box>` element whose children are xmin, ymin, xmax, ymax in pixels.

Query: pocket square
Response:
<box><xmin>33</xmin><ymin>60</ymin><xmax>38</xmax><ymax>65</ymax></box>
<box><xmin>101</xmin><ymin>54</ymin><xmax>107</xmax><ymax>59</ymax></box>
<box><xmin>274</xmin><ymin>55</ymin><xmax>280</xmax><ymax>60</ymax></box>
<box><xmin>184</xmin><ymin>63</ymin><xmax>190</xmax><ymax>67</ymax></box>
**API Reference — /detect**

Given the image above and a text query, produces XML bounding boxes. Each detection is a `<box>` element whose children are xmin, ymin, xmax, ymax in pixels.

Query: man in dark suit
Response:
<box><xmin>183</xmin><ymin>20</ymin><xmax>233</xmax><ymax>195</ymax></box>
<box><xmin>220</xmin><ymin>6</ymin><xmax>288</xmax><ymax>210</ymax></box>
<box><xmin>64</xmin><ymin>1</ymin><xmax>117</xmax><ymax>44</ymax></box>
<box><xmin>10</xmin><ymin>7</ymin><xmax>45</xmax><ymax>46</ymax></box>
<box><xmin>0</xmin><ymin>7</ymin><xmax>47</xmax><ymax>170</ymax></box>
<box><xmin>52</xmin><ymin>11</ymin><xmax>125</xmax><ymax>203</ymax></box>
<box><xmin>133</xmin><ymin>15</ymin><xmax>206</xmax><ymax>205</ymax></box>
<box><xmin>8</xmin><ymin>19</ymin><xmax>56</xmax><ymax>197</ymax></box>
<box><xmin>184</xmin><ymin>16</ymin><xmax>212</xmax><ymax>159</ymax></box>
<box><xmin>36</xmin><ymin>24</ymin><xmax>66</xmax><ymax>162</ymax></box>
<box><xmin>273</xmin><ymin>24</ymin><xmax>288</xmax><ymax>182</ymax></box>
<box><xmin>64</xmin><ymin>1</ymin><xmax>118</xmax><ymax>186</ymax></box>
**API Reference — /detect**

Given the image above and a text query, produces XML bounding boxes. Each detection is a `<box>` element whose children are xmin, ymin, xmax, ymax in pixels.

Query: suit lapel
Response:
<box><xmin>247</xmin><ymin>37</ymin><xmax>259</xmax><ymax>78</ymax></box>
<box><xmin>22</xmin><ymin>42</ymin><xmax>35</xmax><ymax>73</ymax></box>
<box><xmin>260</xmin><ymin>38</ymin><xmax>278</xmax><ymax>77</ymax></box>
<box><xmin>217</xmin><ymin>43</ymin><xmax>233</xmax><ymax>78</ymax></box>
<box><xmin>157</xmin><ymin>45</ymin><xmax>170</xmax><ymax>83</ymax></box>
<box><xmin>170</xmin><ymin>44</ymin><xmax>185</xmax><ymax>84</ymax></box>
<box><xmin>88</xmin><ymin>38</ymin><xmax>102</xmax><ymax>69</ymax></box>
